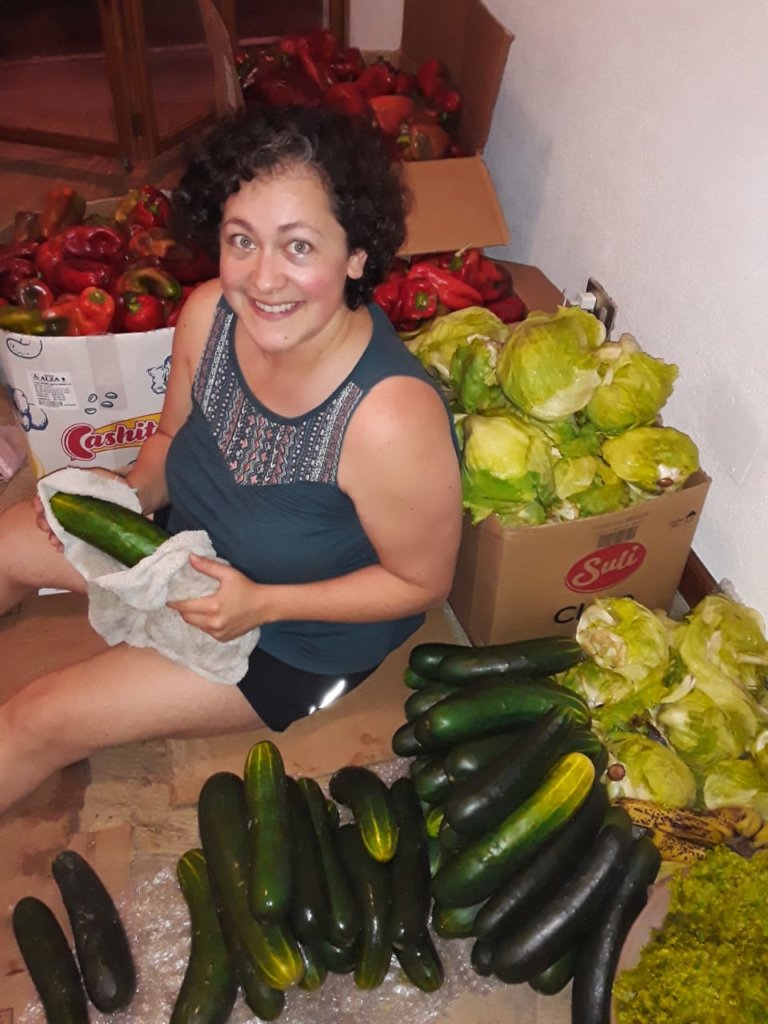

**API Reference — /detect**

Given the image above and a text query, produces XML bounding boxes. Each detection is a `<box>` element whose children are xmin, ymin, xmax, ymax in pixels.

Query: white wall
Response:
<box><xmin>350</xmin><ymin>0</ymin><xmax>768</xmax><ymax>621</ymax></box>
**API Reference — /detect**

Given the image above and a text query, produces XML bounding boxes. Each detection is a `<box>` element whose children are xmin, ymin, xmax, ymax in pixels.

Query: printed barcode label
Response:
<box><xmin>597</xmin><ymin>526</ymin><xmax>637</xmax><ymax>548</ymax></box>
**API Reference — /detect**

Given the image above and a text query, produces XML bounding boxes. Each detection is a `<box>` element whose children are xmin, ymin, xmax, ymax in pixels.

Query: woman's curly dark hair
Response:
<box><xmin>173</xmin><ymin>104</ymin><xmax>410</xmax><ymax>309</ymax></box>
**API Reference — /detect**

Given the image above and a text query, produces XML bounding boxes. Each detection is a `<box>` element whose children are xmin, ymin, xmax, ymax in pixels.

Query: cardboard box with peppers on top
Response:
<box><xmin>0</xmin><ymin>184</ymin><xmax>217</xmax><ymax>476</ymax></box>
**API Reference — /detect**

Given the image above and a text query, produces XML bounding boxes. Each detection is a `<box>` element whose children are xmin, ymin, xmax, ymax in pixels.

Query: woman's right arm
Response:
<box><xmin>124</xmin><ymin>280</ymin><xmax>221</xmax><ymax>514</ymax></box>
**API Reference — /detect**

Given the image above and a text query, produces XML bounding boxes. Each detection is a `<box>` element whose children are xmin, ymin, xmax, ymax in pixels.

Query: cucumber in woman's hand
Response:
<box><xmin>48</xmin><ymin>491</ymin><xmax>169</xmax><ymax>566</ymax></box>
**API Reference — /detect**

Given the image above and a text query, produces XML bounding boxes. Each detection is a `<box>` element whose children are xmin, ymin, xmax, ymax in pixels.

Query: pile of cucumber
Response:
<box><xmin>397</xmin><ymin>636</ymin><xmax>663</xmax><ymax>1024</ymax></box>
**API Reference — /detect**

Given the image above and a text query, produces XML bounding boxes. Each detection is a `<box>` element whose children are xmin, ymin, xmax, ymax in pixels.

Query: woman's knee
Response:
<box><xmin>2</xmin><ymin>680</ymin><xmax>91</xmax><ymax>766</ymax></box>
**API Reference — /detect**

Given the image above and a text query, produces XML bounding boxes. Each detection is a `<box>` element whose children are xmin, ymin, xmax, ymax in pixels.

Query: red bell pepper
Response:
<box><xmin>406</xmin><ymin>261</ymin><xmax>483</xmax><ymax>310</ymax></box>
<box><xmin>117</xmin><ymin>266</ymin><xmax>182</xmax><ymax>302</ymax></box>
<box><xmin>372</xmin><ymin>276</ymin><xmax>404</xmax><ymax>322</ymax></box>
<box><xmin>73</xmin><ymin>286</ymin><xmax>116</xmax><ymax>335</ymax></box>
<box><xmin>60</xmin><ymin>225</ymin><xmax>126</xmax><ymax>265</ymax></box>
<box><xmin>161</xmin><ymin>243</ymin><xmax>218</xmax><ymax>286</ymax></box>
<box><xmin>34</xmin><ymin>237</ymin><xmax>66</xmax><ymax>287</ymax></box>
<box><xmin>295</xmin><ymin>35</ymin><xmax>337</xmax><ymax>93</ymax></box>
<box><xmin>330</xmin><ymin>46</ymin><xmax>365</xmax><ymax>81</ymax></box>
<box><xmin>0</xmin><ymin>256</ymin><xmax>37</xmax><ymax>302</ymax></box>
<box><xmin>324</xmin><ymin>82</ymin><xmax>369</xmax><ymax>118</ymax></box>
<box><xmin>486</xmin><ymin>295</ymin><xmax>527</xmax><ymax>323</ymax></box>
<box><xmin>39</xmin><ymin>185</ymin><xmax>86</xmax><ymax>238</ymax></box>
<box><xmin>128</xmin><ymin>227</ymin><xmax>177</xmax><ymax>260</ymax></box>
<box><xmin>415</xmin><ymin>58</ymin><xmax>444</xmax><ymax>101</ymax></box>
<box><xmin>119</xmin><ymin>293</ymin><xmax>164</xmax><ymax>333</ymax></box>
<box><xmin>394</xmin><ymin>71</ymin><xmax>418</xmax><ymax>96</ymax></box>
<box><xmin>12</xmin><ymin>210</ymin><xmax>43</xmax><ymax>245</ymax></box>
<box><xmin>397</xmin><ymin>121</ymin><xmax>451</xmax><ymax>161</ymax></box>
<box><xmin>53</xmin><ymin>258</ymin><xmax>114</xmax><ymax>295</ymax></box>
<box><xmin>306</xmin><ymin>28</ymin><xmax>340</xmax><ymax>63</ymax></box>
<box><xmin>127</xmin><ymin>185</ymin><xmax>172</xmax><ymax>230</ymax></box>
<box><xmin>42</xmin><ymin>295</ymin><xmax>81</xmax><ymax>336</ymax></box>
<box><xmin>15</xmin><ymin>278</ymin><xmax>55</xmax><ymax>311</ymax></box>
<box><xmin>369</xmin><ymin>95</ymin><xmax>417</xmax><ymax>135</ymax></box>
<box><xmin>356</xmin><ymin>59</ymin><xmax>397</xmax><ymax>100</ymax></box>
<box><xmin>401</xmin><ymin>276</ymin><xmax>439</xmax><ymax>321</ymax></box>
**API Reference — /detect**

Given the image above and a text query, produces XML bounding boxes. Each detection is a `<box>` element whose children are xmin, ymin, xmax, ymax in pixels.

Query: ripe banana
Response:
<box><xmin>642</xmin><ymin>828</ymin><xmax>709</xmax><ymax>864</ymax></box>
<box><xmin>707</xmin><ymin>804</ymin><xmax>764</xmax><ymax>840</ymax></box>
<box><xmin>614</xmin><ymin>798</ymin><xmax>737</xmax><ymax>847</ymax></box>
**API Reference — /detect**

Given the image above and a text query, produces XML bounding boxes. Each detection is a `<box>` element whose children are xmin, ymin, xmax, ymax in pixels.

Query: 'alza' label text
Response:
<box><xmin>565</xmin><ymin>542</ymin><xmax>646</xmax><ymax>593</ymax></box>
<box><xmin>61</xmin><ymin>416</ymin><xmax>160</xmax><ymax>461</ymax></box>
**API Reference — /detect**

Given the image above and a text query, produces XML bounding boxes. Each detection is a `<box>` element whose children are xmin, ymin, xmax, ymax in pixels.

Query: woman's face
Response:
<box><xmin>218</xmin><ymin>166</ymin><xmax>367</xmax><ymax>356</ymax></box>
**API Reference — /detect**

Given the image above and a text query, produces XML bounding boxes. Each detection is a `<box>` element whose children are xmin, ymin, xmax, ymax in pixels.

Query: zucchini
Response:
<box><xmin>51</xmin><ymin>848</ymin><xmax>136</xmax><ymax>1012</ymax></box>
<box><xmin>529</xmin><ymin>949</ymin><xmax>576</xmax><ymax>995</ymax></box>
<box><xmin>490</xmin><ymin>822</ymin><xmax>634</xmax><ymax>984</ymax></box>
<box><xmin>48</xmin><ymin>491</ymin><xmax>169</xmax><ymax>567</ymax></box>
<box><xmin>437</xmin><ymin>817</ymin><xmax>463</xmax><ymax>852</ymax></box>
<box><xmin>243</xmin><ymin>740</ymin><xmax>292</xmax><ymax>922</ymax></box>
<box><xmin>410</xmin><ymin>754</ymin><xmax>453</xmax><ymax>805</ymax></box>
<box><xmin>392</xmin><ymin>720</ymin><xmax>429</xmax><ymax>757</ymax></box>
<box><xmin>432</xmin><ymin>752</ymin><xmax>595</xmax><ymax>907</ymax></box>
<box><xmin>436</xmin><ymin>636</ymin><xmax>586</xmax><ymax>686</ymax></box>
<box><xmin>470</xmin><ymin>938</ymin><xmax>494</xmax><ymax>977</ymax></box>
<box><xmin>442</xmin><ymin>707</ymin><xmax>577</xmax><ymax>837</ymax></box>
<box><xmin>318</xmin><ymin>937</ymin><xmax>356</xmax><ymax>974</ymax></box>
<box><xmin>171</xmin><ymin>849</ymin><xmax>238</xmax><ymax>1024</ymax></box>
<box><xmin>297</xmin><ymin>776</ymin><xmax>360</xmax><ymax>949</ymax></box>
<box><xmin>286</xmin><ymin>777</ymin><xmax>330</xmax><ymax>945</ymax></box>
<box><xmin>404</xmin><ymin>683</ymin><xmax>459</xmax><ymax>721</ymax></box>
<box><xmin>403</xmin><ymin>666</ymin><xmax>434</xmax><ymax>690</ymax></box>
<box><xmin>409</xmin><ymin>641</ymin><xmax>466</xmax><ymax>680</ymax></box>
<box><xmin>424</xmin><ymin>804</ymin><xmax>444</xmax><ymax>839</ymax></box>
<box><xmin>426</xmin><ymin>835</ymin><xmax>448</xmax><ymax>878</ymax></box>
<box><xmin>473</xmin><ymin>782</ymin><xmax>610</xmax><ymax>941</ymax></box>
<box><xmin>197</xmin><ymin>771</ymin><xmax>304</xmax><ymax>991</ymax></box>
<box><xmin>414</xmin><ymin>677</ymin><xmax>590</xmax><ymax>748</ymax></box>
<box><xmin>570</xmin><ymin>835</ymin><xmax>661</xmax><ymax>1024</ymax></box>
<box><xmin>431</xmin><ymin>900</ymin><xmax>484</xmax><ymax>939</ymax></box>
<box><xmin>444</xmin><ymin>732</ymin><xmax>523</xmax><ymax>783</ymax></box>
<box><xmin>388</xmin><ymin>777</ymin><xmax>432</xmax><ymax>950</ymax></box>
<box><xmin>394</xmin><ymin>930</ymin><xmax>444</xmax><ymax>992</ymax></box>
<box><xmin>336</xmin><ymin>824</ymin><xmax>392</xmax><ymax>990</ymax></box>
<box><xmin>225</xmin><ymin>943</ymin><xmax>285</xmax><ymax>1021</ymax></box>
<box><xmin>296</xmin><ymin>941</ymin><xmax>328</xmax><ymax>992</ymax></box>
<box><xmin>328</xmin><ymin>766</ymin><xmax>399</xmax><ymax>862</ymax></box>
<box><xmin>12</xmin><ymin>896</ymin><xmax>89</xmax><ymax>1024</ymax></box>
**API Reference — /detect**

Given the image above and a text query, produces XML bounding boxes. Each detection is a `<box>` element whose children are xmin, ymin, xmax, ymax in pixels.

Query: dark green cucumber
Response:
<box><xmin>437</xmin><ymin>817</ymin><xmax>463</xmax><ymax>852</ymax></box>
<box><xmin>297</xmin><ymin>776</ymin><xmax>360</xmax><ymax>949</ymax></box>
<box><xmin>286</xmin><ymin>777</ymin><xmax>330</xmax><ymax>945</ymax></box>
<box><xmin>328</xmin><ymin>766</ymin><xmax>399</xmax><ymax>862</ymax></box>
<box><xmin>12</xmin><ymin>896</ymin><xmax>89</xmax><ymax>1024</ymax></box>
<box><xmin>442</xmin><ymin>707</ymin><xmax>577</xmax><ymax>837</ymax></box>
<box><xmin>432</xmin><ymin>752</ymin><xmax>595</xmax><ymax>907</ymax></box>
<box><xmin>171</xmin><ymin>849</ymin><xmax>238</xmax><ymax>1024</ymax></box>
<box><xmin>473</xmin><ymin>782</ymin><xmax>610</xmax><ymax>941</ymax></box>
<box><xmin>392</xmin><ymin>720</ymin><xmax>429</xmax><ymax>757</ymax></box>
<box><xmin>388</xmin><ymin>777</ymin><xmax>432</xmax><ymax>950</ymax></box>
<box><xmin>444</xmin><ymin>732</ymin><xmax>523</xmax><ymax>783</ymax></box>
<box><xmin>225</xmin><ymin>942</ymin><xmax>285</xmax><ymax>1021</ymax></box>
<box><xmin>436</xmin><ymin>636</ymin><xmax>586</xmax><ymax>686</ymax></box>
<box><xmin>431</xmin><ymin>900</ymin><xmax>484</xmax><ymax>939</ymax></box>
<box><xmin>336</xmin><ymin>824</ymin><xmax>392</xmax><ymax>990</ymax></box>
<box><xmin>424</xmin><ymin>804</ymin><xmax>444</xmax><ymax>839</ymax></box>
<box><xmin>197</xmin><ymin>771</ymin><xmax>304</xmax><ymax>991</ymax></box>
<box><xmin>529</xmin><ymin>949</ymin><xmax>576</xmax><ymax>995</ymax></box>
<box><xmin>296</xmin><ymin>941</ymin><xmax>328</xmax><ymax>992</ymax></box>
<box><xmin>318</xmin><ymin>937</ymin><xmax>356</xmax><ymax>974</ymax></box>
<box><xmin>410</xmin><ymin>753</ymin><xmax>453</xmax><ymax>805</ymax></box>
<box><xmin>403</xmin><ymin>666</ymin><xmax>434</xmax><ymax>690</ymax></box>
<box><xmin>404</xmin><ymin>683</ymin><xmax>460</xmax><ymax>721</ymax></box>
<box><xmin>48</xmin><ymin>491</ymin><xmax>169</xmax><ymax>567</ymax></box>
<box><xmin>243</xmin><ymin>740</ymin><xmax>292</xmax><ymax>922</ymax></box>
<box><xmin>415</xmin><ymin>677</ymin><xmax>590</xmax><ymax>748</ymax></box>
<box><xmin>490</xmin><ymin>823</ymin><xmax>634</xmax><ymax>984</ymax></box>
<box><xmin>394</xmin><ymin>930</ymin><xmax>444</xmax><ymax>992</ymax></box>
<box><xmin>409</xmin><ymin>641</ymin><xmax>466</xmax><ymax>680</ymax></box>
<box><xmin>470</xmin><ymin>938</ymin><xmax>494</xmax><ymax>977</ymax></box>
<box><xmin>51</xmin><ymin>848</ymin><xmax>136</xmax><ymax>1012</ymax></box>
<box><xmin>426</xmin><ymin>835</ymin><xmax>448</xmax><ymax>878</ymax></box>
<box><xmin>570</xmin><ymin>835</ymin><xmax>661</xmax><ymax>1024</ymax></box>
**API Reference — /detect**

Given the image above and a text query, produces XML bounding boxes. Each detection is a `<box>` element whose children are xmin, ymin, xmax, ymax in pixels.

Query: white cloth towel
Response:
<box><xmin>38</xmin><ymin>467</ymin><xmax>260</xmax><ymax>684</ymax></box>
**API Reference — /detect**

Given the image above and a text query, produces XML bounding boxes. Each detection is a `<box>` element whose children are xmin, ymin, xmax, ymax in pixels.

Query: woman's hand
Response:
<box><xmin>33</xmin><ymin>494</ymin><xmax>64</xmax><ymax>552</ymax></box>
<box><xmin>167</xmin><ymin>554</ymin><xmax>265</xmax><ymax>642</ymax></box>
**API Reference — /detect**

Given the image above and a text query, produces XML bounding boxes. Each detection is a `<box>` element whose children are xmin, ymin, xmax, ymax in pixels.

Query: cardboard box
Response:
<box><xmin>448</xmin><ymin>261</ymin><xmax>712</xmax><ymax>644</ymax></box>
<box><xmin>0</xmin><ymin>199</ymin><xmax>173</xmax><ymax>477</ymax></box>
<box><xmin>381</xmin><ymin>0</ymin><xmax>514</xmax><ymax>254</ymax></box>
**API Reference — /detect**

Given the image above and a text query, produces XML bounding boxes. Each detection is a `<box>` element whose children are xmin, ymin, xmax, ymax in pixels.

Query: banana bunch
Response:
<box><xmin>614</xmin><ymin>799</ymin><xmax>766</xmax><ymax>864</ymax></box>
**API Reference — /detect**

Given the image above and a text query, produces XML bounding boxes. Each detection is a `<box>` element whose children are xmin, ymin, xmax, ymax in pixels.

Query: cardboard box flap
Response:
<box><xmin>400</xmin><ymin>156</ymin><xmax>510</xmax><ymax>254</ymax></box>
<box><xmin>400</xmin><ymin>0</ymin><xmax>513</xmax><ymax>154</ymax></box>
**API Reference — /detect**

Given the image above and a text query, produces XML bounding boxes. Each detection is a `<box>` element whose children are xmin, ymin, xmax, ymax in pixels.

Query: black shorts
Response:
<box><xmin>237</xmin><ymin>645</ymin><xmax>379</xmax><ymax>732</ymax></box>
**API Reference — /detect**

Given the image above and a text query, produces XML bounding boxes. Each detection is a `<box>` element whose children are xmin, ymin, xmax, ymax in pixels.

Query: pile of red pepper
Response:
<box><xmin>0</xmin><ymin>184</ymin><xmax>217</xmax><ymax>337</ymax></box>
<box><xmin>238</xmin><ymin>30</ymin><xmax>465</xmax><ymax>161</ymax></box>
<box><xmin>373</xmin><ymin>248</ymin><xmax>527</xmax><ymax>333</ymax></box>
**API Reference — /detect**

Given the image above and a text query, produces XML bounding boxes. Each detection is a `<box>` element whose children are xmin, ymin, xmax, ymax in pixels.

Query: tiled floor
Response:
<box><xmin>0</xmin><ymin>108</ymin><xmax>571</xmax><ymax>1023</ymax></box>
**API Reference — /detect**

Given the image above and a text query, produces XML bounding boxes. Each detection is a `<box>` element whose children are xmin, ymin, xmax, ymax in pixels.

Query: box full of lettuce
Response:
<box><xmin>406</xmin><ymin>304</ymin><xmax>698</xmax><ymax>525</ymax></box>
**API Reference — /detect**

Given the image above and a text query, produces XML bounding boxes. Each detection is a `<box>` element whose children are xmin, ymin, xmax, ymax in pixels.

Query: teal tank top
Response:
<box><xmin>165</xmin><ymin>297</ymin><xmax>455</xmax><ymax>673</ymax></box>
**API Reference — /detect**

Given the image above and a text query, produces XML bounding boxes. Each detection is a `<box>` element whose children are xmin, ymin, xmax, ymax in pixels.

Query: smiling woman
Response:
<box><xmin>0</xmin><ymin>105</ymin><xmax>462</xmax><ymax>814</ymax></box>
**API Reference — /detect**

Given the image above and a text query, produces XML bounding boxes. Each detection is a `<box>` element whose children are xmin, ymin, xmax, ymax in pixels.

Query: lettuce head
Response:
<box><xmin>576</xmin><ymin>597</ymin><xmax>670</xmax><ymax>685</ymax></box>
<box><xmin>605</xmin><ymin>732</ymin><xmax>697</xmax><ymax>808</ymax></box>
<box><xmin>586</xmin><ymin>334</ymin><xmax>678</xmax><ymax>435</ymax></box>
<box><xmin>703</xmin><ymin>757</ymin><xmax>768</xmax><ymax>817</ymax></box>
<box><xmin>497</xmin><ymin>306</ymin><xmax>603</xmax><ymax>421</ymax></box>
<box><xmin>450</xmin><ymin>336</ymin><xmax>507</xmax><ymax>414</ymax></box>
<box><xmin>680</xmin><ymin>595</ymin><xmax>768</xmax><ymax>696</ymax></box>
<box><xmin>460</xmin><ymin>410</ymin><xmax>555</xmax><ymax>524</ymax></box>
<box><xmin>654</xmin><ymin>687</ymin><xmax>745</xmax><ymax>774</ymax></box>
<box><xmin>407</xmin><ymin>306</ymin><xmax>507</xmax><ymax>384</ymax></box>
<box><xmin>553</xmin><ymin>456</ymin><xmax>631</xmax><ymax>520</ymax></box>
<box><xmin>602</xmin><ymin>426</ymin><xmax>699</xmax><ymax>493</ymax></box>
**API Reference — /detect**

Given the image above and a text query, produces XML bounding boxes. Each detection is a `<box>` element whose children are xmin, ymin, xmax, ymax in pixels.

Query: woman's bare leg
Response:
<box><xmin>0</xmin><ymin>643</ymin><xmax>265</xmax><ymax>815</ymax></box>
<box><xmin>0</xmin><ymin>499</ymin><xmax>87</xmax><ymax>613</ymax></box>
